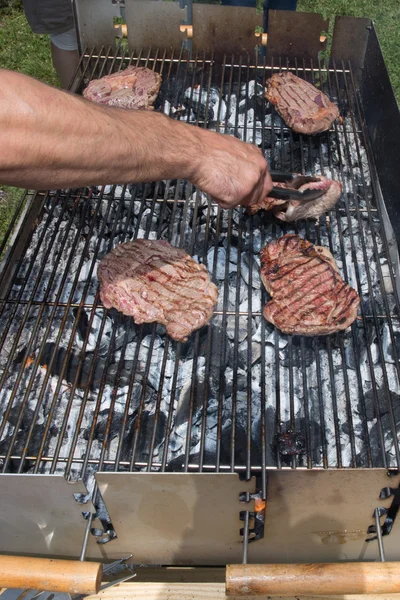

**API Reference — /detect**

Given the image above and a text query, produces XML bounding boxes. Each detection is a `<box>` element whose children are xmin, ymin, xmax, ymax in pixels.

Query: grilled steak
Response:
<box><xmin>260</xmin><ymin>234</ymin><xmax>359</xmax><ymax>336</ymax></box>
<box><xmin>83</xmin><ymin>67</ymin><xmax>162</xmax><ymax>110</ymax></box>
<box><xmin>248</xmin><ymin>176</ymin><xmax>342</xmax><ymax>221</ymax></box>
<box><xmin>98</xmin><ymin>240</ymin><xmax>218</xmax><ymax>342</ymax></box>
<box><xmin>266</xmin><ymin>72</ymin><xmax>339</xmax><ymax>135</ymax></box>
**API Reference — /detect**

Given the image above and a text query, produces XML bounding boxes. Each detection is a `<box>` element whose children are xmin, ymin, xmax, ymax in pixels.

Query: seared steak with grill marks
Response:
<box><xmin>266</xmin><ymin>72</ymin><xmax>339</xmax><ymax>135</ymax></box>
<box><xmin>248</xmin><ymin>176</ymin><xmax>342</xmax><ymax>221</ymax></box>
<box><xmin>83</xmin><ymin>67</ymin><xmax>162</xmax><ymax>110</ymax></box>
<box><xmin>260</xmin><ymin>235</ymin><xmax>359</xmax><ymax>335</ymax></box>
<box><xmin>98</xmin><ymin>240</ymin><xmax>218</xmax><ymax>342</ymax></box>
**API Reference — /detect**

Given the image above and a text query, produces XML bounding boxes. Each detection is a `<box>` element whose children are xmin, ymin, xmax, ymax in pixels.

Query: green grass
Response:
<box><xmin>0</xmin><ymin>7</ymin><xmax>58</xmax><ymax>250</ymax></box>
<box><xmin>0</xmin><ymin>6</ymin><xmax>58</xmax><ymax>84</ymax></box>
<box><xmin>298</xmin><ymin>0</ymin><xmax>400</xmax><ymax>104</ymax></box>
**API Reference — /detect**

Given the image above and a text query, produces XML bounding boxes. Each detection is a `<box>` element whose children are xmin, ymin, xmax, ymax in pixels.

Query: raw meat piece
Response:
<box><xmin>98</xmin><ymin>240</ymin><xmax>218</xmax><ymax>342</ymax></box>
<box><xmin>83</xmin><ymin>66</ymin><xmax>162</xmax><ymax>110</ymax></box>
<box><xmin>260</xmin><ymin>234</ymin><xmax>360</xmax><ymax>336</ymax></box>
<box><xmin>248</xmin><ymin>176</ymin><xmax>342</xmax><ymax>221</ymax></box>
<box><xmin>266</xmin><ymin>72</ymin><xmax>339</xmax><ymax>135</ymax></box>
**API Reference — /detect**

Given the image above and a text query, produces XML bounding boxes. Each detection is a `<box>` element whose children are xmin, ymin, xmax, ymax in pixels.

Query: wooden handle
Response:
<box><xmin>0</xmin><ymin>555</ymin><xmax>103</xmax><ymax>594</ymax></box>
<box><xmin>226</xmin><ymin>563</ymin><xmax>400</xmax><ymax>596</ymax></box>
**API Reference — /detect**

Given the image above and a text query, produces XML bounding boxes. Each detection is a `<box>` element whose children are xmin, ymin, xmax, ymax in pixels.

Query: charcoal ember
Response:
<box><xmin>184</xmin><ymin>86</ymin><xmax>224</xmax><ymax>123</ymax></box>
<box><xmin>279</xmin><ymin>337</ymin><xmax>315</xmax><ymax>368</ymax></box>
<box><xmin>73</xmin><ymin>309</ymin><xmax>125</xmax><ymax>354</ymax></box>
<box><xmin>241</xmin><ymin>253</ymin><xmax>261</xmax><ymax>289</ymax></box>
<box><xmin>126</xmin><ymin>181</ymin><xmax>162</xmax><ymax>202</ymax></box>
<box><xmin>7</xmin><ymin>404</ymin><xmax>35</xmax><ymax>430</ymax></box>
<box><xmin>139</xmin><ymin>206</ymin><xmax>163</xmax><ymax>232</ymax></box>
<box><xmin>238</xmin><ymin>340</ymin><xmax>262</xmax><ymax>367</ymax></box>
<box><xmin>179</xmin><ymin>324</ymin><xmax>232</xmax><ymax>370</ymax></box>
<box><xmin>264</xmin><ymin>406</ymin><xmax>277</xmax><ymax>466</ymax></box>
<box><xmin>83</xmin><ymin>409</ymin><xmax>124</xmax><ymax>443</ymax></box>
<box><xmin>74</xmin><ymin>307</ymin><xmax>90</xmax><ymax>341</ymax></box>
<box><xmin>116</xmin><ymin>381</ymin><xmax>143</xmax><ymax>407</ymax></box>
<box><xmin>174</xmin><ymin>365</ymin><xmax>247</xmax><ymax>430</ymax></box>
<box><xmin>341</xmin><ymin>420</ymin><xmax>365</xmax><ymax>438</ymax></box>
<box><xmin>344</xmin><ymin>322</ymin><xmax>372</xmax><ymax>370</ymax></box>
<box><xmin>238</xmin><ymin>295</ymin><xmax>261</xmax><ymax>314</ymax></box>
<box><xmin>277</xmin><ymin>418</ymin><xmax>322</xmax><ymax>465</ymax></box>
<box><xmin>156</xmin><ymin>72</ymin><xmax>189</xmax><ymax>110</ymax></box>
<box><xmin>192</xmin><ymin>230</ymin><xmax>216</xmax><ymax>257</ymax></box>
<box><xmin>221</xmin><ymin>391</ymin><xmax>262</xmax><ymax>465</ymax></box>
<box><xmin>224</xmin><ymin>272</ymin><xmax>248</xmax><ymax>308</ymax></box>
<box><xmin>169</xmin><ymin>392</ymin><xmax>263</xmax><ymax>469</ymax></box>
<box><xmin>95</xmin><ymin>358</ymin><xmax>142</xmax><ymax>389</ymax></box>
<box><xmin>238</xmin><ymin>80</ymin><xmax>266</xmax><ymax>122</ymax></box>
<box><xmin>48</xmin><ymin>423</ymin><xmax>69</xmax><ymax>445</ymax></box>
<box><xmin>359</xmin><ymin>389</ymin><xmax>400</xmax><ymax>421</ymax></box>
<box><xmin>207</xmin><ymin>246</ymin><xmax>228</xmax><ymax>280</ymax></box>
<box><xmin>227</xmin><ymin>319</ymin><xmax>248</xmax><ymax>343</ymax></box>
<box><xmin>13</xmin><ymin>346</ymin><xmax>32</xmax><ymax>365</ymax></box>
<box><xmin>276</xmin><ymin>429</ymin><xmax>305</xmax><ymax>456</ymax></box>
<box><xmin>38</xmin><ymin>343</ymin><xmax>141</xmax><ymax>391</ymax></box>
<box><xmin>357</xmin><ymin>404</ymin><xmax>400</xmax><ymax>468</ymax></box>
<box><xmin>0</xmin><ymin>424</ymin><xmax>56</xmax><ymax>473</ymax></box>
<box><xmin>121</xmin><ymin>409</ymin><xmax>167</xmax><ymax>464</ymax></box>
<box><xmin>174</xmin><ymin>374</ymin><xmax>206</xmax><ymax>429</ymax></box>
<box><xmin>382</xmin><ymin>322</ymin><xmax>400</xmax><ymax>364</ymax></box>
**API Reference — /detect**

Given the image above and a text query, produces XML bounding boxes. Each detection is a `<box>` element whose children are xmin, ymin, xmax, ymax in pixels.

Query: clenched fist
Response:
<box><xmin>189</xmin><ymin>127</ymin><xmax>273</xmax><ymax>209</ymax></box>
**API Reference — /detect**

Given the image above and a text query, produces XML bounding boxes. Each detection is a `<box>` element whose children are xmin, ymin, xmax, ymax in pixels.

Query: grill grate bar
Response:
<box><xmin>83</xmin><ymin>51</ymin><xmax>353</xmax><ymax>73</ymax></box>
<box><xmin>333</xmin><ymin>59</ymin><xmax>400</xmax><ymax>467</ymax></box>
<box><xmin>269</xmin><ymin>56</ymin><xmax>282</xmax><ymax>471</ymax></box>
<box><xmin>325</xmin><ymin>64</ymin><xmax>380</xmax><ymax>467</ymax></box>
<box><xmin>259</xmin><ymin>55</ymin><xmax>268</xmax><ymax>496</ymax></box>
<box><xmin>1</xmin><ymin>452</ymin><xmax>339</xmax><ymax>471</ymax></box>
<box><xmin>310</xmin><ymin>59</ymin><xmax>357</xmax><ymax>467</ymax></box>
<box><xmin>1</xmin><ymin>299</ymin><xmax>398</xmax><ymax>319</ymax></box>
<box><xmin>1</xmin><ymin>192</ymin><xmax>374</xmax><ymax>212</ymax></box>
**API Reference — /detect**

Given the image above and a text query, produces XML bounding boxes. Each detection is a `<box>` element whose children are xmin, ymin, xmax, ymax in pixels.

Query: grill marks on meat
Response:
<box><xmin>83</xmin><ymin>66</ymin><xmax>162</xmax><ymax>110</ymax></box>
<box><xmin>266</xmin><ymin>72</ymin><xmax>339</xmax><ymax>135</ymax></box>
<box><xmin>98</xmin><ymin>240</ymin><xmax>218</xmax><ymax>342</ymax></box>
<box><xmin>248</xmin><ymin>176</ymin><xmax>342</xmax><ymax>221</ymax></box>
<box><xmin>260</xmin><ymin>235</ymin><xmax>360</xmax><ymax>336</ymax></box>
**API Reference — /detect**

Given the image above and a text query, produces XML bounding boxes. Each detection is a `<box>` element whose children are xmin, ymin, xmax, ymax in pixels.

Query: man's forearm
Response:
<box><xmin>0</xmin><ymin>68</ymin><xmax>272</xmax><ymax>208</ymax></box>
<box><xmin>0</xmin><ymin>69</ymin><xmax>202</xmax><ymax>189</ymax></box>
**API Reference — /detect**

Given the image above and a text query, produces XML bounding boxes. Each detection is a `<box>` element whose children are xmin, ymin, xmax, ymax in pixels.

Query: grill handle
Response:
<box><xmin>0</xmin><ymin>555</ymin><xmax>102</xmax><ymax>594</ymax></box>
<box><xmin>226</xmin><ymin>563</ymin><xmax>400</xmax><ymax>596</ymax></box>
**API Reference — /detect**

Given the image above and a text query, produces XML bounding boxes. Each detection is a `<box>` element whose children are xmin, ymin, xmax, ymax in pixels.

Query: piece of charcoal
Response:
<box><xmin>121</xmin><ymin>409</ymin><xmax>167</xmax><ymax>464</ymax></box>
<box><xmin>359</xmin><ymin>389</ymin><xmax>400</xmax><ymax>421</ymax></box>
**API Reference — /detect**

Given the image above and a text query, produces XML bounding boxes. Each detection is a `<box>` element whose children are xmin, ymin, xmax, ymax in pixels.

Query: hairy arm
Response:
<box><xmin>0</xmin><ymin>69</ymin><xmax>272</xmax><ymax>208</ymax></box>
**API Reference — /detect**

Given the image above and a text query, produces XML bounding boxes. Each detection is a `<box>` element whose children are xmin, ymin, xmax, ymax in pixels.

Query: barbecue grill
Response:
<box><xmin>1</xmin><ymin>0</ymin><xmax>400</xmax><ymax>594</ymax></box>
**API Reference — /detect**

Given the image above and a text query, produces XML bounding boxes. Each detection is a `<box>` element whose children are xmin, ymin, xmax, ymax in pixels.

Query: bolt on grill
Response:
<box><xmin>1</xmin><ymin>48</ymin><xmax>400</xmax><ymax>499</ymax></box>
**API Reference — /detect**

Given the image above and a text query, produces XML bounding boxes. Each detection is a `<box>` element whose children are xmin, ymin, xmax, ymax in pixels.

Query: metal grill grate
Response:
<box><xmin>1</xmin><ymin>48</ymin><xmax>400</xmax><ymax>495</ymax></box>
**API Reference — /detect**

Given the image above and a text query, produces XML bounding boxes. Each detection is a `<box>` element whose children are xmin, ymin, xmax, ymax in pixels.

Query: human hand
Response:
<box><xmin>189</xmin><ymin>128</ymin><xmax>273</xmax><ymax>209</ymax></box>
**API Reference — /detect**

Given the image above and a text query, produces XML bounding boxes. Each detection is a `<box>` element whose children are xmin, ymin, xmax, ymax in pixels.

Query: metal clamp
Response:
<box><xmin>76</xmin><ymin>513</ymin><xmax>135</xmax><ymax>599</ymax></box>
<box><xmin>374</xmin><ymin>507</ymin><xmax>386</xmax><ymax>562</ymax></box>
<box><xmin>240</xmin><ymin>486</ymin><xmax>266</xmax><ymax>564</ymax></box>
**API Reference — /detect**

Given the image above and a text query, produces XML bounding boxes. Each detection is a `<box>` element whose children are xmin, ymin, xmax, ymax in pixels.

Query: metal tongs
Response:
<box><xmin>269</xmin><ymin>171</ymin><xmax>325</xmax><ymax>202</ymax></box>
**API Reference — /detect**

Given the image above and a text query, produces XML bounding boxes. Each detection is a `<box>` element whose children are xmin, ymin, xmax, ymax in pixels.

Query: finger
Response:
<box><xmin>210</xmin><ymin>195</ymin><xmax>233</xmax><ymax>210</ymax></box>
<box><xmin>245</xmin><ymin>173</ymin><xmax>266</xmax><ymax>208</ymax></box>
<box><xmin>262</xmin><ymin>167</ymin><xmax>273</xmax><ymax>198</ymax></box>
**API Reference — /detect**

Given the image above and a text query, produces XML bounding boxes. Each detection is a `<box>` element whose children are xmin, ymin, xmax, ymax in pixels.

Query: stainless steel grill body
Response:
<box><xmin>1</xmin><ymin>13</ymin><xmax>400</xmax><ymax>564</ymax></box>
